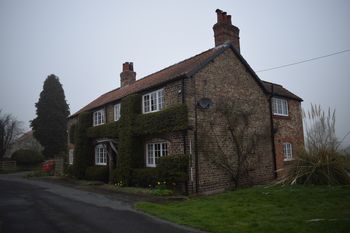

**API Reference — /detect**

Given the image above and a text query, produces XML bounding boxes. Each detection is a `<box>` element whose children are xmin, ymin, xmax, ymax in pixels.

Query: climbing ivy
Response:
<box><xmin>116</xmin><ymin>94</ymin><xmax>144</xmax><ymax>185</ymax></box>
<box><xmin>72</xmin><ymin>112</ymin><xmax>94</xmax><ymax>179</ymax></box>
<box><xmin>134</xmin><ymin>104</ymin><xmax>188</xmax><ymax>135</ymax></box>
<box><xmin>87</xmin><ymin>122</ymin><xmax>119</xmax><ymax>138</ymax></box>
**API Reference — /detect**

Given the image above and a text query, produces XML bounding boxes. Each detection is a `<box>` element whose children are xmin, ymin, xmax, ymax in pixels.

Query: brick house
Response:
<box><xmin>68</xmin><ymin>9</ymin><xmax>303</xmax><ymax>193</ymax></box>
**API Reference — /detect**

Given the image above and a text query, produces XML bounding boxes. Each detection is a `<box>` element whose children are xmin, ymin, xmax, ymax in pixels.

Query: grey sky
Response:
<box><xmin>1</xmin><ymin>0</ymin><xmax>349</xmax><ymax>146</ymax></box>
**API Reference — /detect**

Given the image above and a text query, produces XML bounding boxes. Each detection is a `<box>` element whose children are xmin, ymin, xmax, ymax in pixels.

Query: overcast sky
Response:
<box><xmin>1</xmin><ymin>0</ymin><xmax>349</xmax><ymax>147</ymax></box>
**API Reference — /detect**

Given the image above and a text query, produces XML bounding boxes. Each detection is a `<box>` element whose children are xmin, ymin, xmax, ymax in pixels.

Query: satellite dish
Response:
<box><xmin>198</xmin><ymin>98</ymin><xmax>213</xmax><ymax>109</ymax></box>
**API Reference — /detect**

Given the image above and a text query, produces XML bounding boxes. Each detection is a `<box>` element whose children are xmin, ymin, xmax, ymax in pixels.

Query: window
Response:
<box><xmin>142</xmin><ymin>89</ymin><xmax>164</xmax><ymax>113</ymax></box>
<box><xmin>272</xmin><ymin>98</ymin><xmax>288</xmax><ymax>116</ymax></box>
<box><xmin>68</xmin><ymin>149</ymin><xmax>74</xmax><ymax>165</ymax></box>
<box><xmin>95</xmin><ymin>144</ymin><xmax>107</xmax><ymax>165</ymax></box>
<box><xmin>114</xmin><ymin>103</ymin><xmax>121</xmax><ymax>121</ymax></box>
<box><xmin>146</xmin><ymin>142</ymin><xmax>168</xmax><ymax>167</ymax></box>
<box><xmin>93</xmin><ymin>109</ymin><xmax>105</xmax><ymax>126</ymax></box>
<box><xmin>283</xmin><ymin>143</ymin><xmax>293</xmax><ymax>161</ymax></box>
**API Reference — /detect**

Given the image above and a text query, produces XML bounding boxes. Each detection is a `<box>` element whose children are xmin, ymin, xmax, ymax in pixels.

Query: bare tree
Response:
<box><xmin>0</xmin><ymin>110</ymin><xmax>22</xmax><ymax>159</ymax></box>
<box><xmin>199</xmin><ymin>100</ymin><xmax>267</xmax><ymax>189</ymax></box>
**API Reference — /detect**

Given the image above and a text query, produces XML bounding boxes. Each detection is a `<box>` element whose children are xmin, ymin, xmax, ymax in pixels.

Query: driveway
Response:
<box><xmin>0</xmin><ymin>173</ymin><xmax>202</xmax><ymax>233</ymax></box>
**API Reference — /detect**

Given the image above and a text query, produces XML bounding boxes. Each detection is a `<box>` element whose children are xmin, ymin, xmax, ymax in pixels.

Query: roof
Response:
<box><xmin>17</xmin><ymin>130</ymin><xmax>33</xmax><ymax>142</ymax></box>
<box><xmin>70</xmin><ymin>44</ymin><xmax>231</xmax><ymax>118</ymax></box>
<box><xmin>262</xmin><ymin>81</ymin><xmax>303</xmax><ymax>101</ymax></box>
<box><xmin>70</xmin><ymin>43</ymin><xmax>302</xmax><ymax>118</ymax></box>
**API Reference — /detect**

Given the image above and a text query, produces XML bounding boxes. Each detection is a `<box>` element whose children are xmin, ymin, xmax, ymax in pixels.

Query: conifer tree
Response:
<box><xmin>31</xmin><ymin>74</ymin><xmax>70</xmax><ymax>158</ymax></box>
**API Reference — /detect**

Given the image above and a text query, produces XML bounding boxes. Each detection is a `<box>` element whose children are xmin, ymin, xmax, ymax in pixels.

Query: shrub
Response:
<box><xmin>11</xmin><ymin>149</ymin><xmax>44</xmax><ymax>165</ymax></box>
<box><xmin>130</xmin><ymin>168</ymin><xmax>159</xmax><ymax>187</ymax></box>
<box><xmin>64</xmin><ymin>164</ymin><xmax>74</xmax><ymax>177</ymax></box>
<box><xmin>282</xmin><ymin>104</ymin><xmax>350</xmax><ymax>185</ymax></box>
<box><xmin>157</xmin><ymin>155</ymin><xmax>189</xmax><ymax>188</ymax></box>
<box><xmin>282</xmin><ymin>150</ymin><xmax>350</xmax><ymax>185</ymax></box>
<box><xmin>85</xmin><ymin>166</ymin><xmax>109</xmax><ymax>183</ymax></box>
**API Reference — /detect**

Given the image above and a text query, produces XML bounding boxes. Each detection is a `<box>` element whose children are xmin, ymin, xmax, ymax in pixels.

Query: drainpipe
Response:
<box><xmin>269</xmin><ymin>84</ymin><xmax>277</xmax><ymax>179</ymax></box>
<box><xmin>181</xmin><ymin>77</ymin><xmax>189</xmax><ymax>194</ymax></box>
<box><xmin>181</xmin><ymin>78</ymin><xmax>187</xmax><ymax>155</ymax></box>
<box><xmin>193</xmin><ymin>76</ymin><xmax>199</xmax><ymax>193</ymax></box>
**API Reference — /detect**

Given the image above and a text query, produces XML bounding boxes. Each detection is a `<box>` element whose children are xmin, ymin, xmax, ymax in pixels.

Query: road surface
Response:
<box><xmin>0</xmin><ymin>173</ymin><xmax>201</xmax><ymax>233</ymax></box>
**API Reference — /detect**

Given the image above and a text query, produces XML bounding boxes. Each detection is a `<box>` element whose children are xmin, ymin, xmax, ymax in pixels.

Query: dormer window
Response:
<box><xmin>142</xmin><ymin>89</ymin><xmax>164</xmax><ymax>113</ymax></box>
<box><xmin>114</xmin><ymin>103</ymin><xmax>121</xmax><ymax>121</ymax></box>
<box><xmin>272</xmin><ymin>97</ymin><xmax>288</xmax><ymax>116</ymax></box>
<box><xmin>93</xmin><ymin>109</ymin><xmax>105</xmax><ymax>126</ymax></box>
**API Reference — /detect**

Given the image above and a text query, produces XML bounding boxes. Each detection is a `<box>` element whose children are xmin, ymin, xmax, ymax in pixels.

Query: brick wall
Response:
<box><xmin>273</xmin><ymin>99</ymin><xmax>304</xmax><ymax>176</ymax></box>
<box><xmin>188</xmin><ymin>48</ymin><xmax>275</xmax><ymax>193</ymax></box>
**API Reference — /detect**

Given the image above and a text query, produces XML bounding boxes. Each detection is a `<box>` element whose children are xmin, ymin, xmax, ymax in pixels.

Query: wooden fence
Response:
<box><xmin>0</xmin><ymin>160</ymin><xmax>17</xmax><ymax>171</ymax></box>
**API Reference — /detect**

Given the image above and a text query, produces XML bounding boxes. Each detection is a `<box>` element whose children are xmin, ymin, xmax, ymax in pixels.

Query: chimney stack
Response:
<box><xmin>120</xmin><ymin>62</ymin><xmax>136</xmax><ymax>87</ymax></box>
<box><xmin>213</xmin><ymin>9</ymin><xmax>240</xmax><ymax>52</ymax></box>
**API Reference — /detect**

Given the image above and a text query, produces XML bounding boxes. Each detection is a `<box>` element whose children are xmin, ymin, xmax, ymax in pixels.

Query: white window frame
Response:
<box><xmin>283</xmin><ymin>143</ymin><xmax>293</xmax><ymax>161</ymax></box>
<box><xmin>93</xmin><ymin>109</ymin><xmax>105</xmax><ymax>126</ymax></box>
<box><xmin>114</xmin><ymin>103</ymin><xmax>121</xmax><ymax>121</ymax></box>
<box><xmin>272</xmin><ymin>97</ymin><xmax>289</xmax><ymax>116</ymax></box>
<box><xmin>95</xmin><ymin>144</ymin><xmax>107</xmax><ymax>165</ymax></box>
<box><xmin>146</xmin><ymin>142</ymin><xmax>168</xmax><ymax>167</ymax></box>
<box><xmin>142</xmin><ymin>89</ymin><xmax>164</xmax><ymax>114</ymax></box>
<box><xmin>68</xmin><ymin>149</ymin><xmax>74</xmax><ymax>165</ymax></box>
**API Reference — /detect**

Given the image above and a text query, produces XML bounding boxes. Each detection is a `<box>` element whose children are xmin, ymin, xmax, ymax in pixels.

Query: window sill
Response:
<box><xmin>142</xmin><ymin>109</ymin><xmax>162</xmax><ymax>114</ymax></box>
<box><xmin>273</xmin><ymin>115</ymin><xmax>290</xmax><ymax>120</ymax></box>
<box><xmin>93</xmin><ymin>123</ymin><xmax>105</xmax><ymax>127</ymax></box>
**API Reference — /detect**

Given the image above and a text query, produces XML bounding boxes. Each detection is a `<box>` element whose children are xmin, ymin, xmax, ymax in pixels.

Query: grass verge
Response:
<box><xmin>136</xmin><ymin>185</ymin><xmax>350</xmax><ymax>233</ymax></box>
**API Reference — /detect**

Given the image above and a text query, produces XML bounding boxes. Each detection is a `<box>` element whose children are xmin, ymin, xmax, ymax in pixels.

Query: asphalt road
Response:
<box><xmin>0</xmin><ymin>174</ymin><xmax>201</xmax><ymax>233</ymax></box>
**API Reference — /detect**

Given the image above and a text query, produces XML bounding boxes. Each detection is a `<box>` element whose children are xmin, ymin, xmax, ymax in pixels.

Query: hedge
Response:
<box><xmin>130</xmin><ymin>168</ymin><xmax>159</xmax><ymax>187</ymax></box>
<box><xmin>85</xmin><ymin>166</ymin><xmax>109</xmax><ymax>183</ymax></box>
<box><xmin>87</xmin><ymin>122</ymin><xmax>119</xmax><ymax>138</ymax></box>
<box><xmin>134</xmin><ymin>104</ymin><xmax>188</xmax><ymax>135</ymax></box>
<box><xmin>11</xmin><ymin>149</ymin><xmax>44</xmax><ymax>165</ymax></box>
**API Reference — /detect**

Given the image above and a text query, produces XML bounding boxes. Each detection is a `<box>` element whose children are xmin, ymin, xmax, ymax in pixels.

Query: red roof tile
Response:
<box><xmin>70</xmin><ymin>45</ymin><xmax>228</xmax><ymax>117</ymax></box>
<box><xmin>70</xmin><ymin>43</ymin><xmax>302</xmax><ymax>118</ymax></box>
<box><xmin>262</xmin><ymin>81</ymin><xmax>302</xmax><ymax>101</ymax></box>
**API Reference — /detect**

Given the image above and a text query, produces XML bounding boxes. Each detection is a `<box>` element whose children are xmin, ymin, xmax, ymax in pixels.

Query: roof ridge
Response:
<box><xmin>261</xmin><ymin>80</ymin><xmax>283</xmax><ymax>87</ymax></box>
<box><xmin>133</xmin><ymin>47</ymin><xmax>216</xmax><ymax>83</ymax></box>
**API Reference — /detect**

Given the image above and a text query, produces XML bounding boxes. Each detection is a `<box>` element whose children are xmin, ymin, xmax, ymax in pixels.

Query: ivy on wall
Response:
<box><xmin>72</xmin><ymin>96</ymin><xmax>189</xmax><ymax>184</ymax></box>
<box><xmin>69</xmin><ymin>124</ymin><xmax>76</xmax><ymax>144</ymax></box>
<box><xmin>134</xmin><ymin>104</ymin><xmax>188</xmax><ymax>135</ymax></box>
<box><xmin>86</xmin><ymin>122</ymin><xmax>119</xmax><ymax>138</ymax></box>
<box><xmin>116</xmin><ymin>94</ymin><xmax>144</xmax><ymax>185</ymax></box>
<box><xmin>72</xmin><ymin>112</ymin><xmax>94</xmax><ymax>179</ymax></box>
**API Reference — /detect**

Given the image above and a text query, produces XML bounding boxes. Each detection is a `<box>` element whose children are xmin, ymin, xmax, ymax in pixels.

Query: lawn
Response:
<box><xmin>136</xmin><ymin>185</ymin><xmax>350</xmax><ymax>233</ymax></box>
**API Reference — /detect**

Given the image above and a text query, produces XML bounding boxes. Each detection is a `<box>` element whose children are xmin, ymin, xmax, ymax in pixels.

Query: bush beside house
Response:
<box><xmin>85</xmin><ymin>166</ymin><xmax>109</xmax><ymax>182</ymax></box>
<box><xmin>12</xmin><ymin>149</ymin><xmax>44</xmax><ymax>166</ymax></box>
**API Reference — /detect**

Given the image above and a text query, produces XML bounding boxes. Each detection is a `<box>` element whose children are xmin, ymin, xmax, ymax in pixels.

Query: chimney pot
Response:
<box><xmin>227</xmin><ymin>15</ymin><xmax>232</xmax><ymax>24</ymax></box>
<box><xmin>120</xmin><ymin>62</ymin><xmax>136</xmax><ymax>87</ymax></box>
<box><xmin>213</xmin><ymin>9</ymin><xmax>240</xmax><ymax>52</ymax></box>
<box><xmin>123</xmin><ymin>62</ymin><xmax>129</xmax><ymax>71</ymax></box>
